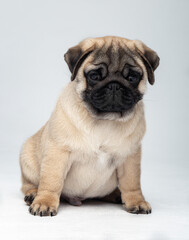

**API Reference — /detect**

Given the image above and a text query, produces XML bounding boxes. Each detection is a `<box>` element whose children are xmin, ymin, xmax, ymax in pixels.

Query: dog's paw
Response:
<box><xmin>29</xmin><ymin>202</ymin><xmax>57</xmax><ymax>217</ymax></box>
<box><xmin>124</xmin><ymin>201</ymin><xmax>152</xmax><ymax>214</ymax></box>
<box><xmin>29</xmin><ymin>195</ymin><xmax>59</xmax><ymax>217</ymax></box>
<box><xmin>24</xmin><ymin>189</ymin><xmax>37</xmax><ymax>206</ymax></box>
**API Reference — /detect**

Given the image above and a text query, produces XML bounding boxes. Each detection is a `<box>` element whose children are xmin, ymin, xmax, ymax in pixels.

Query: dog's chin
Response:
<box><xmin>90</xmin><ymin>100</ymin><xmax>135</xmax><ymax>114</ymax></box>
<box><xmin>84</xmin><ymin>101</ymin><xmax>136</xmax><ymax>121</ymax></box>
<box><xmin>82</xmin><ymin>94</ymin><xmax>137</xmax><ymax>122</ymax></box>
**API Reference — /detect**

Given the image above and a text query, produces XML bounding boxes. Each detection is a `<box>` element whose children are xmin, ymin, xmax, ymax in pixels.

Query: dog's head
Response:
<box><xmin>64</xmin><ymin>36</ymin><xmax>159</xmax><ymax>120</ymax></box>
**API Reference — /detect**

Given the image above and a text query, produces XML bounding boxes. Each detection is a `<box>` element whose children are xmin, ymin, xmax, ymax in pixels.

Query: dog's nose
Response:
<box><xmin>107</xmin><ymin>82</ymin><xmax>121</xmax><ymax>91</ymax></box>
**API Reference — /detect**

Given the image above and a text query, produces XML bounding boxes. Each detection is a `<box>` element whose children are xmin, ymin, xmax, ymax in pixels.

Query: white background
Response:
<box><xmin>0</xmin><ymin>0</ymin><xmax>189</xmax><ymax>239</ymax></box>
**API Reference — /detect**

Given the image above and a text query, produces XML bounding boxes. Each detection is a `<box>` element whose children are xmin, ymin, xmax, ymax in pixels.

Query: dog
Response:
<box><xmin>19</xmin><ymin>36</ymin><xmax>159</xmax><ymax>216</ymax></box>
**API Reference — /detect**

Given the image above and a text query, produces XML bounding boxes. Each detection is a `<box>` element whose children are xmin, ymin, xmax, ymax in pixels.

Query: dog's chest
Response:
<box><xmin>70</xmin><ymin>123</ymin><xmax>130</xmax><ymax>167</ymax></box>
<box><xmin>96</xmin><ymin>150</ymin><xmax>113</xmax><ymax>168</ymax></box>
<box><xmin>63</xmin><ymin>148</ymin><xmax>119</xmax><ymax>198</ymax></box>
<box><xmin>70</xmin><ymin>147</ymin><xmax>118</xmax><ymax>169</ymax></box>
<box><xmin>63</xmin><ymin>126</ymin><xmax>130</xmax><ymax>198</ymax></box>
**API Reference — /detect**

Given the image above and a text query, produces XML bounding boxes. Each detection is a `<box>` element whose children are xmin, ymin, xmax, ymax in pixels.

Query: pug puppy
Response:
<box><xmin>19</xmin><ymin>36</ymin><xmax>159</xmax><ymax>216</ymax></box>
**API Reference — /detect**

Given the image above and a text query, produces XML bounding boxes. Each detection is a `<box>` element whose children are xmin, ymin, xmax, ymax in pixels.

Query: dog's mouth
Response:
<box><xmin>83</xmin><ymin>82</ymin><xmax>142</xmax><ymax>114</ymax></box>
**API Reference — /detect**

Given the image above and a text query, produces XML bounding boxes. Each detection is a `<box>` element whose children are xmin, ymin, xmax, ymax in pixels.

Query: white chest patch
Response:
<box><xmin>96</xmin><ymin>151</ymin><xmax>112</xmax><ymax>169</ymax></box>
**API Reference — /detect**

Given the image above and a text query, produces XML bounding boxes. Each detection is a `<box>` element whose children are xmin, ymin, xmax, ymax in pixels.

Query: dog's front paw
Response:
<box><xmin>29</xmin><ymin>195</ymin><xmax>59</xmax><ymax>217</ymax></box>
<box><xmin>124</xmin><ymin>200</ymin><xmax>152</xmax><ymax>214</ymax></box>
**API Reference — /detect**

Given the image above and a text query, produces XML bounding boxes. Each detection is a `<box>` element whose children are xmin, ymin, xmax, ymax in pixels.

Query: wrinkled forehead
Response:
<box><xmin>89</xmin><ymin>42</ymin><xmax>139</xmax><ymax>72</ymax></box>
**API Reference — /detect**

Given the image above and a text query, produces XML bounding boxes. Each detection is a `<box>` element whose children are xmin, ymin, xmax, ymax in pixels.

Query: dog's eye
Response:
<box><xmin>128</xmin><ymin>75</ymin><xmax>138</xmax><ymax>83</ymax></box>
<box><xmin>88</xmin><ymin>71</ymin><xmax>101</xmax><ymax>81</ymax></box>
<box><xmin>126</xmin><ymin>70</ymin><xmax>141</xmax><ymax>86</ymax></box>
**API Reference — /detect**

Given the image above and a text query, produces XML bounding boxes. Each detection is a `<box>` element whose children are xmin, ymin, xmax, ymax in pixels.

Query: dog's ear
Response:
<box><xmin>64</xmin><ymin>45</ymin><xmax>94</xmax><ymax>81</ymax></box>
<box><xmin>134</xmin><ymin>40</ymin><xmax>160</xmax><ymax>85</ymax></box>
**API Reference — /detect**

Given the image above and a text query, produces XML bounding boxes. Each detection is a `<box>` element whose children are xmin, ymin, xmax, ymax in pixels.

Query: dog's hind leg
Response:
<box><xmin>22</xmin><ymin>177</ymin><xmax>38</xmax><ymax>206</ymax></box>
<box><xmin>20</xmin><ymin>136</ymin><xmax>40</xmax><ymax>206</ymax></box>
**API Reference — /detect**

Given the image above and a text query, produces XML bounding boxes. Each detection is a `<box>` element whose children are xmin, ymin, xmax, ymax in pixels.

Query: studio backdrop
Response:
<box><xmin>0</xmin><ymin>0</ymin><xmax>188</xmax><ymax>239</ymax></box>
